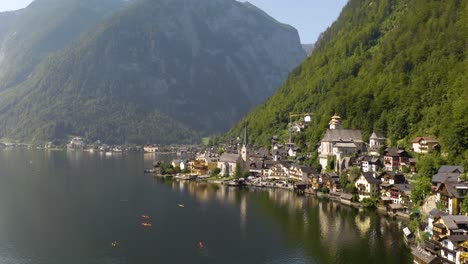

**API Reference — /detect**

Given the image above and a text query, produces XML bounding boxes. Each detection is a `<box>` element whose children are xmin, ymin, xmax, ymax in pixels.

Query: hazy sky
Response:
<box><xmin>0</xmin><ymin>0</ymin><xmax>348</xmax><ymax>43</ymax></box>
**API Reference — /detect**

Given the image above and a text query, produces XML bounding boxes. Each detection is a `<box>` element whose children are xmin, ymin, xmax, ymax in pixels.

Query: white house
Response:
<box><xmin>355</xmin><ymin>172</ymin><xmax>381</xmax><ymax>201</ymax></box>
<box><xmin>439</xmin><ymin>235</ymin><xmax>468</xmax><ymax>264</ymax></box>
<box><xmin>412</xmin><ymin>137</ymin><xmax>440</xmax><ymax>154</ymax></box>
<box><xmin>217</xmin><ymin>153</ymin><xmax>243</xmax><ymax>177</ymax></box>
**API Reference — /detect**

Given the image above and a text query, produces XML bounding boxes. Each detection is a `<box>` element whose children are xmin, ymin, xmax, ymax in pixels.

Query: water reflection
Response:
<box><xmin>160</xmin><ymin>178</ymin><xmax>412</xmax><ymax>264</ymax></box>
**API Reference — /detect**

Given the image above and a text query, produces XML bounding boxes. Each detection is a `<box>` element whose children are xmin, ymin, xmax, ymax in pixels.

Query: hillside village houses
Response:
<box><xmin>412</xmin><ymin>137</ymin><xmax>440</xmax><ymax>154</ymax></box>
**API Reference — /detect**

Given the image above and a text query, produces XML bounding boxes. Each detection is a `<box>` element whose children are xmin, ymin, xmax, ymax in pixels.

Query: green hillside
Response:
<box><xmin>0</xmin><ymin>0</ymin><xmax>127</xmax><ymax>90</ymax></box>
<box><xmin>228</xmin><ymin>0</ymin><xmax>467</xmax><ymax>164</ymax></box>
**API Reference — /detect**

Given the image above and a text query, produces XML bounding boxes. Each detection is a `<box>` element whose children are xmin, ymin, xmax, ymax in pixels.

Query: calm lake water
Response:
<box><xmin>0</xmin><ymin>150</ymin><xmax>412</xmax><ymax>264</ymax></box>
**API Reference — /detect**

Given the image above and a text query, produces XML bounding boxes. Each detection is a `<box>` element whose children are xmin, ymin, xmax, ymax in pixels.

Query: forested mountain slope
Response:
<box><xmin>0</xmin><ymin>0</ymin><xmax>305</xmax><ymax>144</ymax></box>
<box><xmin>0</xmin><ymin>0</ymin><xmax>129</xmax><ymax>90</ymax></box>
<box><xmin>228</xmin><ymin>0</ymin><xmax>467</xmax><ymax>164</ymax></box>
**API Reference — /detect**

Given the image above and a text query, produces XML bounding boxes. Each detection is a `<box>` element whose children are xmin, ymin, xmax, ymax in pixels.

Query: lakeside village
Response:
<box><xmin>148</xmin><ymin>114</ymin><xmax>466</xmax><ymax>264</ymax></box>
<box><xmin>1</xmin><ymin>115</ymin><xmax>466</xmax><ymax>264</ymax></box>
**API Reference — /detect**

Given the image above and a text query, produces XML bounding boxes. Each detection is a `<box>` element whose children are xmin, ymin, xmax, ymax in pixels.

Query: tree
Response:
<box><xmin>411</xmin><ymin>175</ymin><xmax>432</xmax><ymax>205</ymax></box>
<box><xmin>211</xmin><ymin>168</ymin><xmax>221</xmax><ymax>177</ymax></box>
<box><xmin>349</xmin><ymin>167</ymin><xmax>361</xmax><ymax>182</ymax></box>
<box><xmin>234</xmin><ymin>160</ymin><xmax>243</xmax><ymax>178</ymax></box>
<box><xmin>340</xmin><ymin>173</ymin><xmax>348</xmax><ymax>189</ymax></box>
<box><xmin>460</xmin><ymin>198</ymin><xmax>468</xmax><ymax>215</ymax></box>
<box><xmin>326</xmin><ymin>156</ymin><xmax>336</xmax><ymax>171</ymax></box>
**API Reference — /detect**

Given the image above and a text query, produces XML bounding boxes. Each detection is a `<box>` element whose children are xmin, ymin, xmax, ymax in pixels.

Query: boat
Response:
<box><xmin>141</xmin><ymin>214</ymin><xmax>150</xmax><ymax>219</ymax></box>
<box><xmin>141</xmin><ymin>222</ymin><xmax>152</xmax><ymax>227</ymax></box>
<box><xmin>178</xmin><ymin>204</ymin><xmax>185</xmax><ymax>208</ymax></box>
<box><xmin>144</xmin><ymin>169</ymin><xmax>156</xmax><ymax>173</ymax></box>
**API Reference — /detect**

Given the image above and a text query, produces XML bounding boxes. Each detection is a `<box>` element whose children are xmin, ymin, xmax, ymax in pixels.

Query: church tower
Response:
<box><xmin>241</xmin><ymin>126</ymin><xmax>249</xmax><ymax>162</ymax></box>
<box><xmin>329</xmin><ymin>114</ymin><xmax>342</xmax><ymax>129</ymax></box>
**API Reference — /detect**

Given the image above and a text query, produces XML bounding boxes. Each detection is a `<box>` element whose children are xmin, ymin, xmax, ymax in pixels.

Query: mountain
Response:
<box><xmin>0</xmin><ymin>0</ymin><xmax>129</xmax><ymax>90</ymax></box>
<box><xmin>228</xmin><ymin>0</ymin><xmax>467</xmax><ymax>164</ymax></box>
<box><xmin>0</xmin><ymin>0</ymin><xmax>305</xmax><ymax>144</ymax></box>
<box><xmin>301</xmin><ymin>44</ymin><xmax>315</xmax><ymax>55</ymax></box>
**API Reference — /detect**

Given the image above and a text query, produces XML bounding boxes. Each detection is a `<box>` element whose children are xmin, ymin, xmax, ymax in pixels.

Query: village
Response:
<box><xmin>148</xmin><ymin>114</ymin><xmax>466</xmax><ymax>264</ymax></box>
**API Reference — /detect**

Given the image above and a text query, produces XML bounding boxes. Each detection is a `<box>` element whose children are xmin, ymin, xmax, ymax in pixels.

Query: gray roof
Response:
<box><xmin>446</xmin><ymin>235</ymin><xmax>468</xmax><ymax>244</ymax></box>
<box><xmin>370</xmin><ymin>131</ymin><xmax>386</xmax><ymax>139</ymax></box>
<box><xmin>334</xmin><ymin>142</ymin><xmax>357</xmax><ymax>148</ymax></box>
<box><xmin>341</xmin><ymin>193</ymin><xmax>353</xmax><ymax>200</ymax></box>
<box><xmin>439</xmin><ymin>165</ymin><xmax>464</xmax><ymax>174</ymax></box>
<box><xmin>321</xmin><ymin>129</ymin><xmax>363</xmax><ymax>143</ymax></box>
<box><xmin>384</xmin><ymin>147</ymin><xmax>408</xmax><ymax>157</ymax></box>
<box><xmin>411</xmin><ymin>247</ymin><xmax>438</xmax><ymax>264</ymax></box>
<box><xmin>429</xmin><ymin>208</ymin><xmax>449</xmax><ymax>219</ymax></box>
<box><xmin>432</xmin><ymin>172</ymin><xmax>460</xmax><ymax>183</ymax></box>
<box><xmin>361</xmin><ymin>172</ymin><xmax>381</xmax><ymax>184</ymax></box>
<box><xmin>393</xmin><ymin>184</ymin><xmax>412</xmax><ymax>193</ymax></box>
<box><xmin>219</xmin><ymin>153</ymin><xmax>241</xmax><ymax>163</ymax></box>
<box><xmin>441</xmin><ymin>215</ymin><xmax>468</xmax><ymax>229</ymax></box>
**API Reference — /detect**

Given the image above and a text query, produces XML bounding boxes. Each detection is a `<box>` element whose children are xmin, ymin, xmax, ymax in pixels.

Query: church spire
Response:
<box><xmin>241</xmin><ymin>125</ymin><xmax>249</xmax><ymax>162</ymax></box>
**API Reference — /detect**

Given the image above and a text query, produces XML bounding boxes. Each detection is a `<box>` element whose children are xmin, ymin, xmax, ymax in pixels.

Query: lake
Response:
<box><xmin>0</xmin><ymin>150</ymin><xmax>412</xmax><ymax>264</ymax></box>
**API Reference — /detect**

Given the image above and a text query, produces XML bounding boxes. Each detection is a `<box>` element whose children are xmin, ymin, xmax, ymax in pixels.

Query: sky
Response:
<box><xmin>0</xmin><ymin>0</ymin><xmax>348</xmax><ymax>44</ymax></box>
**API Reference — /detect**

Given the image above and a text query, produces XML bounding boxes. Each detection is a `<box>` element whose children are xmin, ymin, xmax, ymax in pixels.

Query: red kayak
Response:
<box><xmin>141</xmin><ymin>214</ymin><xmax>150</xmax><ymax>219</ymax></box>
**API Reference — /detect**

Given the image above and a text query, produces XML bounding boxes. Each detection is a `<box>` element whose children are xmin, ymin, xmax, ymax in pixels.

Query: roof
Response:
<box><xmin>446</xmin><ymin>235</ymin><xmax>468</xmax><ymax>244</ymax></box>
<box><xmin>361</xmin><ymin>172</ymin><xmax>381</xmax><ymax>184</ymax></box>
<box><xmin>441</xmin><ymin>215</ymin><xmax>468</xmax><ymax>230</ymax></box>
<box><xmin>298</xmin><ymin>165</ymin><xmax>316</xmax><ymax>174</ymax></box>
<box><xmin>429</xmin><ymin>208</ymin><xmax>449</xmax><ymax>218</ymax></box>
<box><xmin>403</xmin><ymin>227</ymin><xmax>412</xmax><ymax>236</ymax></box>
<box><xmin>219</xmin><ymin>153</ymin><xmax>241</xmax><ymax>163</ymax></box>
<box><xmin>439</xmin><ymin>182</ymin><xmax>468</xmax><ymax>198</ymax></box>
<box><xmin>393</xmin><ymin>184</ymin><xmax>412</xmax><ymax>193</ymax></box>
<box><xmin>439</xmin><ymin>165</ymin><xmax>464</xmax><ymax>174</ymax></box>
<box><xmin>370</xmin><ymin>131</ymin><xmax>386</xmax><ymax>139</ymax></box>
<box><xmin>321</xmin><ymin>129</ymin><xmax>363</xmax><ymax>143</ymax></box>
<box><xmin>412</xmin><ymin>137</ymin><xmax>439</xmax><ymax>143</ymax></box>
<box><xmin>380</xmin><ymin>196</ymin><xmax>391</xmax><ymax>201</ymax></box>
<box><xmin>383</xmin><ymin>147</ymin><xmax>408</xmax><ymax>157</ymax></box>
<box><xmin>334</xmin><ymin>142</ymin><xmax>357</xmax><ymax>148</ymax></box>
<box><xmin>411</xmin><ymin>247</ymin><xmax>439</xmax><ymax>264</ymax></box>
<box><xmin>432</xmin><ymin>172</ymin><xmax>460</xmax><ymax>183</ymax></box>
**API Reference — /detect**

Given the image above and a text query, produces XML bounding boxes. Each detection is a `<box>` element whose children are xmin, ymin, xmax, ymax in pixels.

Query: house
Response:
<box><xmin>388</xmin><ymin>184</ymin><xmax>412</xmax><ymax>204</ymax></box>
<box><xmin>68</xmin><ymin>137</ymin><xmax>85</xmax><ymax>149</ymax></box>
<box><xmin>318</xmin><ymin>115</ymin><xmax>364</xmax><ymax>171</ymax></box>
<box><xmin>355</xmin><ymin>172</ymin><xmax>381</xmax><ymax>200</ymax></box>
<box><xmin>188</xmin><ymin>157</ymin><xmax>209</xmax><ymax>176</ymax></box>
<box><xmin>248</xmin><ymin>161</ymin><xmax>264</xmax><ymax>177</ymax></box>
<box><xmin>436</xmin><ymin>182</ymin><xmax>468</xmax><ymax>215</ymax></box>
<box><xmin>368</xmin><ymin>131</ymin><xmax>386</xmax><ymax>156</ymax></box>
<box><xmin>383</xmin><ymin>147</ymin><xmax>410</xmax><ymax>171</ymax></box>
<box><xmin>217</xmin><ymin>153</ymin><xmax>243</xmax><ymax>177</ymax></box>
<box><xmin>288</xmin><ymin>147</ymin><xmax>301</xmax><ymax>157</ymax></box>
<box><xmin>273</xmin><ymin>149</ymin><xmax>289</xmax><ymax>161</ymax></box>
<box><xmin>144</xmin><ymin>145</ymin><xmax>158</xmax><ymax>153</ymax></box>
<box><xmin>412</xmin><ymin>137</ymin><xmax>440</xmax><ymax>154</ymax></box>
<box><xmin>289</xmin><ymin>164</ymin><xmax>316</xmax><ymax>182</ymax></box>
<box><xmin>267</xmin><ymin>161</ymin><xmax>291</xmax><ymax>180</ymax></box>
<box><xmin>309</xmin><ymin>174</ymin><xmax>322</xmax><ymax>190</ymax></box>
<box><xmin>380</xmin><ymin>171</ymin><xmax>406</xmax><ymax>185</ymax></box>
<box><xmin>432</xmin><ymin>215</ymin><xmax>468</xmax><ymax>240</ymax></box>
<box><xmin>439</xmin><ymin>165</ymin><xmax>465</xmax><ymax>174</ymax></box>
<box><xmin>439</xmin><ymin>235</ymin><xmax>468</xmax><ymax>264</ymax></box>
<box><xmin>432</xmin><ymin>165</ymin><xmax>464</xmax><ymax>185</ymax></box>
<box><xmin>172</xmin><ymin>159</ymin><xmax>188</xmax><ymax>171</ymax></box>
<box><xmin>425</xmin><ymin>209</ymin><xmax>449</xmax><ymax>236</ymax></box>
<box><xmin>321</xmin><ymin>172</ymin><xmax>339</xmax><ymax>190</ymax></box>
<box><xmin>359</xmin><ymin>156</ymin><xmax>383</xmax><ymax>172</ymax></box>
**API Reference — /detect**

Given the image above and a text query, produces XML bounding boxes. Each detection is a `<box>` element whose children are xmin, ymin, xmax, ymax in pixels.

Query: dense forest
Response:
<box><xmin>228</xmin><ymin>0</ymin><xmax>467</xmax><ymax>165</ymax></box>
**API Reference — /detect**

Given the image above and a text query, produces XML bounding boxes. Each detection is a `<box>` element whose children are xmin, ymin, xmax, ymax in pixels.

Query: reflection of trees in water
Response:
<box><xmin>153</xmin><ymin>179</ymin><xmax>411</xmax><ymax>263</ymax></box>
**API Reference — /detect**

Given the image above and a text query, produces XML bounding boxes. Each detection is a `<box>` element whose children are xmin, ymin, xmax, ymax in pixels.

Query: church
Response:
<box><xmin>318</xmin><ymin>115</ymin><xmax>364</xmax><ymax>172</ymax></box>
<box><xmin>217</xmin><ymin>127</ymin><xmax>250</xmax><ymax>176</ymax></box>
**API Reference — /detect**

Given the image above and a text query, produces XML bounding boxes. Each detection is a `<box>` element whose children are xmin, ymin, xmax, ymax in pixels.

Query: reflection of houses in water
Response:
<box><xmin>240</xmin><ymin>195</ymin><xmax>247</xmax><ymax>231</ymax></box>
<box><xmin>355</xmin><ymin>213</ymin><xmax>371</xmax><ymax>238</ymax></box>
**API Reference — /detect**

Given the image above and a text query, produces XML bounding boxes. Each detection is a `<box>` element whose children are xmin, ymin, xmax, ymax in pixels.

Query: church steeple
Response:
<box><xmin>329</xmin><ymin>114</ymin><xmax>342</xmax><ymax>129</ymax></box>
<box><xmin>241</xmin><ymin>125</ymin><xmax>249</xmax><ymax>162</ymax></box>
